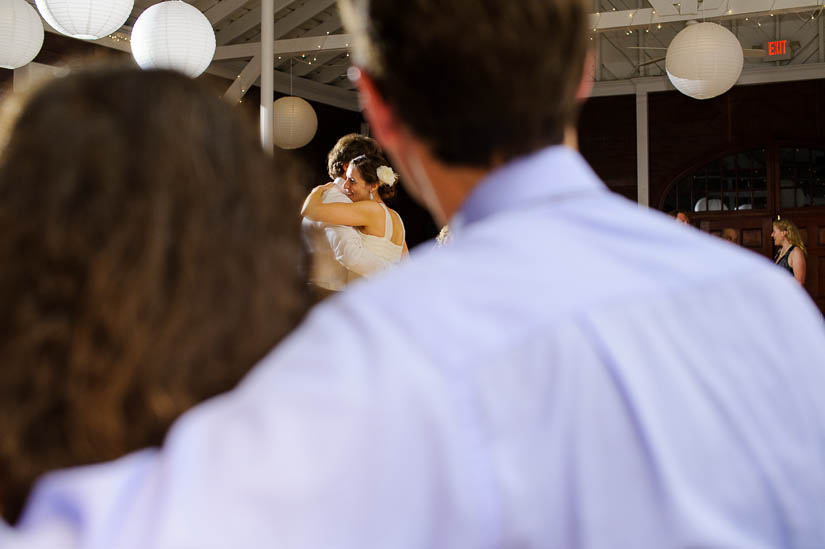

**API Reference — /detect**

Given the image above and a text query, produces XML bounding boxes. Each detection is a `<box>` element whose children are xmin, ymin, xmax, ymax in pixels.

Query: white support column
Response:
<box><xmin>594</xmin><ymin>0</ymin><xmax>602</xmax><ymax>81</ymax></box>
<box><xmin>260</xmin><ymin>0</ymin><xmax>275</xmax><ymax>153</ymax></box>
<box><xmin>636</xmin><ymin>90</ymin><xmax>650</xmax><ymax>207</ymax></box>
<box><xmin>776</xmin><ymin>14</ymin><xmax>781</xmax><ymax>67</ymax></box>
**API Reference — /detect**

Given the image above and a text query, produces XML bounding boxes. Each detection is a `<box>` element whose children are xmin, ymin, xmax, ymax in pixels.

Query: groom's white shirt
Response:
<box><xmin>301</xmin><ymin>178</ymin><xmax>391</xmax><ymax>290</ymax></box>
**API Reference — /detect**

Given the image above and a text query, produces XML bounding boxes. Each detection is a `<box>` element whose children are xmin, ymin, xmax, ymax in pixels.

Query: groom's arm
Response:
<box><xmin>322</xmin><ymin>184</ymin><xmax>392</xmax><ymax>276</ymax></box>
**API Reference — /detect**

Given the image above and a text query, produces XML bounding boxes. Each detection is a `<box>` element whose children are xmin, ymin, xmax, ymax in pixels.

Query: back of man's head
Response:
<box><xmin>339</xmin><ymin>0</ymin><xmax>590</xmax><ymax>167</ymax></box>
<box><xmin>327</xmin><ymin>133</ymin><xmax>382</xmax><ymax>179</ymax></box>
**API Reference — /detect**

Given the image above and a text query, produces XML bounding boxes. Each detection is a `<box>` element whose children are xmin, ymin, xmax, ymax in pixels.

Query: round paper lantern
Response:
<box><xmin>131</xmin><ymin>1</ymin><xmax>216</xmax><ymax>78</ymax></box>
<box><xmin>273</xmin><ymin>97</ymin><xmax>318</xmax><ymax>150</ymax></box>
<box><xmin>0</xmin><ymin>0</ymin><xmax>44</xmax><ymax>70</ymax></box>
<box><xmin>666</xmin><ymin>22</ymin><xmax>743</xmax><ymax>100</ymax></box>
<box><xmin>35</xmin><ymin>0</ymin><xmax>133</xmax><ymax>40</ymax></box>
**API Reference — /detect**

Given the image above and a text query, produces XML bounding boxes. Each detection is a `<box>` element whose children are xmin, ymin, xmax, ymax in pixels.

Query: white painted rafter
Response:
<box><xmin>645</xmin><ymin>0</ymin><xmax>678</xmax><ymax>16</ymax></box>
<box><xmin>224</xmin><ymin>54</ymin><xmax>262</xmax><ymax>103</ymax></box>
<box><xmin>590</xmin><ymin>61</ymin><xmax>825</xmax><ymax>96</ymax></box>
<box><xmin>592</xmin><ymin>0</ymin><xmax>823</xmax><ymax>31</ymax></box>
<box><xmin>214</xmin><ymin>33</ymin><xmax>351</xmax><ymax>60</ymax></box>
<box><xmin>204</xmin><ymin>0</ymin><xmax>252</xmax><ymax>25</ymax></box>
<box><xmin>215</xmin><ymin>0</ymin><xmax>299</xmax><ymax>44</ymax></box>
<box><xmin>272</xmin><ymin>0</ymin><xmax>337</xmax><ymax>39</ymax></box>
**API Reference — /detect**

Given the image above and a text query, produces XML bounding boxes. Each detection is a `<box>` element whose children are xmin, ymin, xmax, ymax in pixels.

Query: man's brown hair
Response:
<box><xmin>326</xmin><ymin>133</ymin><xmax>382</xmax><ymax>180</ymax></box>
<box><xmin>339</xmin><ymin>0</ymin><xmax>590</xmax><ymax>167</ymax></box>
<box><xmin>0</xmin><ymin>67</ymin><xmax>310</xmax><ymax>522</ymax></box>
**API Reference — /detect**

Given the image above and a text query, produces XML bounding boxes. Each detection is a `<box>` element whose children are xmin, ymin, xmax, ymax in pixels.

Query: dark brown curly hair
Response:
<box><xmin>326</xmin><ymin>133</ymin><xmax>382</xmax><ymax>180</ymax></box>
<box><xmin>0</xmin><ymin>67</ymin><xmax>310</xmax><ymax>522</ymax></box>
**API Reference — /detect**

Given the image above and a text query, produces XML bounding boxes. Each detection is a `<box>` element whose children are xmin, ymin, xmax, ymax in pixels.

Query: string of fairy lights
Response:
<box><xmin>100</xmin><ymin>0</ymin><xmax>825</xmax><ymax>86</ymax></box>
<box><xmin>590</xmin><ymin>0</ymin><xmax>825</xmax><ymax>39</ymax></box>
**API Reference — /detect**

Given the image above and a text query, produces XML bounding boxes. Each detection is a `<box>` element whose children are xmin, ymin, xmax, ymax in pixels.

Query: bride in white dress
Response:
<box><xmin>302</xmin><ymin>154</ymin><xmax>408</xmax><ymax>268</ymax></box>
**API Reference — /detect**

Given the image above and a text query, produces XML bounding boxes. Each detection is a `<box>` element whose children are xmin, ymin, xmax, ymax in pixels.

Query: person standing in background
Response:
<box><xmin>773</xmin><ymin>218</ymin><xmax>807</xmax><ymax>285</ymax></box>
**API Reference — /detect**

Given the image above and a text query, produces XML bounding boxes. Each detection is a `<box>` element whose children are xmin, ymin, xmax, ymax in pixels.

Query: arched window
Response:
<box><xmin>778</xmin><ymin>147</ymin><xmax>825</xmax><ymax>209</ymax></box>
<box><xmin>661</xmin><ymin>148</ymin><xmax>767</xmax><ymax>213</ymax></box>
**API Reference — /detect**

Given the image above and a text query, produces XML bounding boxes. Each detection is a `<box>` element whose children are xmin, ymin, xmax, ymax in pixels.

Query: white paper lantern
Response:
<box><xmin>35</xmin><ymin>0</ymin><xmax>133</xmax><ymax>40</ymax></box>
<box><xmin>131</xmin><ymin>1</ymin><xmax>216</xmax><ymax>78</ymax></box>
<box><xmin>666</xmin><ymin>22</ymin><xmax>743</xmax><ymax>100</ymax></box>
<box><xmin>273</xmin><ymin>97</ymin><xmax>318</xmax><ymax>150</ymax></box>
<box><xmin>0</xmin><ymin>0</ymin><xmax>44</xmax><ymax>70</ymax></box>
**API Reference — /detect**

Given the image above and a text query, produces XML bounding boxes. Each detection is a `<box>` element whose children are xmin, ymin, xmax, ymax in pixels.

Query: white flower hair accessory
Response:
<box><xmin>376</xmin><ymin>165</ymin><xmax>398</xmax><ymax>187</ymax></box>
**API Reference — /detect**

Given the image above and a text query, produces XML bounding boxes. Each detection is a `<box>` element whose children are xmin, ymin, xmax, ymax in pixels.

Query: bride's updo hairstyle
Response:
<box><xmin>349</xmin><ymin>153</ymin><xmax>399</xmax><ymax>200</ymax></box>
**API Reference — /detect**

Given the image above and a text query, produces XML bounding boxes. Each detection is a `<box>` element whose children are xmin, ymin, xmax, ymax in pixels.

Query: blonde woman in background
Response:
<box><xmin>772</xmin><ymin>218</ymin><xmax>807</xmax><ymax>285</ymax></box>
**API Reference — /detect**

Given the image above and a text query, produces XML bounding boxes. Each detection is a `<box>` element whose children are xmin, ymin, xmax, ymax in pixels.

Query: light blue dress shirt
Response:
<box><xmin>5</xmin><ymin>146</ymin><xmax>825</xmax><ymax>548</ymax></box>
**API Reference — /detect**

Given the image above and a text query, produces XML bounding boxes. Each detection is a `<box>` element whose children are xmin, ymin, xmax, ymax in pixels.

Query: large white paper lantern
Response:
<box><xmin>35</xmin><ymin>0</ymin><xmax>133</xmax><ymax>40</ymax></box>
<box><xmin>273</xmin><ymin>97</ymin><xmax>318</xmax><ymax>150</ymax></box>
<box><xmin>0</xmin><ymin>0</ymin><xmax>44</xmax><ymax>70</ymax></box>
<box><xmin>131</xmin><ymin>1</ymin><xmax>216</xmax><ymax>78</ymax></box>
<box><xmin>666</xmin><ymin>22</ymin><xmax>743</xmax><ymax>100</ymax></box>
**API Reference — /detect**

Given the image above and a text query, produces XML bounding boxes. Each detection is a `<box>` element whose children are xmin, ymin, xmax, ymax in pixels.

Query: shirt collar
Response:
<box><xmin>450</xmin><ymin>145</ymin><xmax>605</xmax><ymax>232</ymax></box>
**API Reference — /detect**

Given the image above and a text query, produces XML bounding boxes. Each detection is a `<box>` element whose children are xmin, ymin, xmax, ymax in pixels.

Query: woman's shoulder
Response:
<box><xmin>385</xmin><ymin>205</ymin><xmax>403</xmax><ymax>222</ymax></box>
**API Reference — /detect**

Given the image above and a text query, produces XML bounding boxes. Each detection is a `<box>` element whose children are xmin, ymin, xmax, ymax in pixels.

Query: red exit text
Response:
<box><xmin>768</xmin><ymin>40</ymin><xmax>787</xmax><ymax>56</ymax></box>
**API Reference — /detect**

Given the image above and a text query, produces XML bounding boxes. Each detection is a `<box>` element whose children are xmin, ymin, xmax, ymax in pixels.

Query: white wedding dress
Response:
<box><xmin>347</xmin><ymin>204</ymin><xmax>404</xmax><ymax>283</ymax></box>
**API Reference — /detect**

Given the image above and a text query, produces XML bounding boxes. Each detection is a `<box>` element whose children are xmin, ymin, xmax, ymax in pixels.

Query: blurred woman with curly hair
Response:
<box><xmin>0</xmin><ymin>67</ymin><xmax>310</xmax><ymax>522</ymax></box>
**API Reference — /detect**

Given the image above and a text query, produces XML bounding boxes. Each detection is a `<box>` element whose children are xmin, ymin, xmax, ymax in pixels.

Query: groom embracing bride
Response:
<box><xmin>301</xmin><ymin>133</ymin><xmax>406</xmax><ymax>298</ymax></box>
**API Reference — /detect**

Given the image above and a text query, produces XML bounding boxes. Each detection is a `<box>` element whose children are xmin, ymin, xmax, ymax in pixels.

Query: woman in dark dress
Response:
<box><xmin>772</xmin><ymin>218</ymin><xmax>807</xmax><ymax>286</ymax></box>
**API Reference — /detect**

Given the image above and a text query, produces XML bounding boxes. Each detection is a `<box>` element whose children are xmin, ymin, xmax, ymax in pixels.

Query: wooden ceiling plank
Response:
<box><xmin>274</xmin><ymin>12</ymin><xmax>341</xmax><ymax>68</ymax></box>
<box><xmin>591</xmin><ymin>0</ymin><xmax>822</xmax><ymax>31</ymax></box>
<box><xmin>205</xmin><ymin>0</ymin><xmax>254</xmax><ymax>25</ymax></box>
<box><xmin>214</xmin><ymin>33</ymin><xmax>351</xmax><ymax>60</ymax></box>
<box><xmin>645</xmin><ymin>0</ymin><xmax>679</xmax><ymax>16</ymax></box>
<box><xmin>216</xmin><ymin>0</ymin><xmax>300</xmax><ymax>45</ymax></box>
<box><xmin>273</xmin><ymin>0</ymin><xmax>338</xmax><ymax>39</ymax></box>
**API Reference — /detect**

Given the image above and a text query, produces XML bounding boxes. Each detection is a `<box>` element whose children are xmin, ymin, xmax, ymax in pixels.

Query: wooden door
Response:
<box><xmin>670</xmin><ymin>144</ymin><xmax>825</xmax><ymax>315</ymax></box>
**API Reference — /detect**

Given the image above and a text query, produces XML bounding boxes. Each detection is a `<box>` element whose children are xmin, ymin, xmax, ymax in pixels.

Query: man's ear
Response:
<box><xmin>354</xmin><ymin>71</ymin><xmax>402</xmax><ymax>151</ymax></box>
<box><xmin>576</xmin><ymin>50</ymin><xmax>595</xmax><ymax>101</ymax></box>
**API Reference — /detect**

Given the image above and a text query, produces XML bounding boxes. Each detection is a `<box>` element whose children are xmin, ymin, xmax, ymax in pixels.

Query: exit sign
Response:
<box><xmin>763</xmin><ymin>39</ymin><xmax>792</xmax><ymax>61</ymax></box>
<box><xmin>768</xmin><ymin>40</ymin><xmax>787</xmax><ymax>56</ymax></box>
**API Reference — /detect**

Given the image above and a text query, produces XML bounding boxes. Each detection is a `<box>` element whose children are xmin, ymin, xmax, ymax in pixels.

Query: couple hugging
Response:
<box><xmin>301</xmin><ymin>133</ymin><xmax>408</xmax><ymax>296</ymax></box>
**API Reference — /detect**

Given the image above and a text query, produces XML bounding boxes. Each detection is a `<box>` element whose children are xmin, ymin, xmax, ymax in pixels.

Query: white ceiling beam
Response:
<box><xmin>271</xmin><ymin>69</ymin><xmax>358</xmax><ymax>110</ymax></box>
<box><xmin>214</xmin><ymin>33</ymin><xmax>351</xmax><ymax>60</ymax></box>
<box><xmin>272</xmin><ymin>0</ymin><xmax>337</xmax><ymax>38</ymax></box>
<box><xmin>215</xmin><ymin>0</ymin><xmax>299</xmax><ymax>45</ymax></box>
<box><xmin>41</xmin><ymin>15</ymin><xmax>355</xmax><ymax>113</ymax></box>
<box><xmin>216</xmin><ymin>5</ymin><xmax>262</xmax><ymax>44</ymax></box>
<box><xmin>192</xmin><ymin>0</ymin><xmax>218</xmax><ymax>10</ymax></box>
<box><xmin>204</xmin><ymin>0</ymin><xmax>253</xmax><ymax>25</ymax></box>
<box><xmin>39</xmin><ymin>23</ymin><xmax>134</xmax><ymax>53</ymax></box>
<box><xmin>223</xmin><ymin>54</ymin><xmax>261</xmax><ymax>103</ymax></box>
<box><xmin>217</xmin><ymin>59</ymin><xmax>358</xmax><ymax>109</ymax></box>
<box><xmin>238</xmin><ymin>0</ymin><xmax>337</xmax><ymax>44</ymax></box>
<box><xmin>275</xmin><ymin>14</ymin><xmax>342</xmax><ymax>69</ymax></box>
<box><xmin>645</xmin><ymin>0</ymin><xmax>678</xmax><ymax>16</ymax></box>
<box><xmin>292</xmin><ymin>52</ymin><xmax>341</xmax><ymax>76</ymax></box>
<box><xmin>591</xmin><ymin>0</ymin><xmax>822</xmax><ymax>31</ymax></box>
<box><xmin>590</xmin><ymin>61</ymin><xmax>825</xmax><ymax>96</ymax></box>
<box><xmin>234</xmin><ymin>69</ymin><xmax>357</xmax><ymax>110</ymax></box>
<box><xmin>679</xmin><ymin>0</ymin><xmax>699</xmax><ymax>15</ymax></box>
<box><xmin>312</xmin><ymin>59</ymin><xmax>349</xmax><ymax>83</ymax></box>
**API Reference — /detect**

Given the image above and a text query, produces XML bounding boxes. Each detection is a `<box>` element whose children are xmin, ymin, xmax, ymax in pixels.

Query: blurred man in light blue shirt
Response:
<box><xmin>4</xmin><ymin>0</ymin><xmax>825</xmax><ymax>547</ymax></box>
